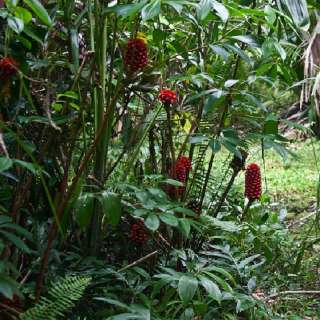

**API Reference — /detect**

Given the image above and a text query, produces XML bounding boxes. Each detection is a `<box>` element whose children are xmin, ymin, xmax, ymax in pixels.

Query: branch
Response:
<box><xmin>117</xmin><ymin>250</ymin><xmax>158</xmax><ymax>273</ymax></box>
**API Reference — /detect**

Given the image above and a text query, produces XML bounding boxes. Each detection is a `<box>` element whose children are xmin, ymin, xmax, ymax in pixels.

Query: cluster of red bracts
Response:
<box><xmin>245</xmin><ymin>163</ymin><xmax>262</xmax><ymax>201</ymax></box>
<box><xmin>130</xmin><ymin>221</ymin><xmax>148</xmax><ymax>245</ymax></box>
<box><xmin>159</xmin><ymin>89</ymin><xmax>177</xmax><ymax>105</ymax></box>
<box><xmin>124</xmin><ymin>39</ymin><xmax>148</xmax><ymax>72</ymax></box>
<box><xmin>124</xmin><ymin>39</ymin><xmax>177</xmax><ymax>105</ymax></box>
<box><xmin>174</xmin><ymin>156</ymin><xmax>192</xmax><ymax>195</ymax></box>
<box><xmin>0</xmin><ymin>57</ymin><xmax>18</xmax><ymax>82</ymax></box>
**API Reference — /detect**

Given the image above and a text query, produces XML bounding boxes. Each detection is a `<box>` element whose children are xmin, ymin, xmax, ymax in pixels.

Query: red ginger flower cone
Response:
<box><xmin>124</xmin><ymin>38</ymin><xmax>148</xmax><ymax>72</ymax></box>
<box><xmin>245</xmin><ymin>163</ymin><xmax>262</xmax><ymax>201</ymax></box>
<box><xmin>159</xmin><ymin>89</ymin><xmax>177</xmax><ymax>105</ymax></box>
<box><xmin>175</xmin><ymin>156</ymin><xmax>192</xmax><ymax>182</ymax></box>
<box><xmin>174</xmin><ymin>156</ymin><xmax>192</xmax><ymax>195</ymax></box>
<box><xmin>130</xmin><ymin>221</ymin><xmax>148</xmax><ymax>245</ymax></box>
<box><xmin>0</xmin><ymin>57</ymin><xmax>18</xmax><ymax>81</ymax></box>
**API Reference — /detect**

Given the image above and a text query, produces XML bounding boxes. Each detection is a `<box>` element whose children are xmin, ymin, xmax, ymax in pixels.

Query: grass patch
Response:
<box><xmin>247</xmin><ymin>139</ymin><xmax>320</xmax><ymax>216</ymax></box>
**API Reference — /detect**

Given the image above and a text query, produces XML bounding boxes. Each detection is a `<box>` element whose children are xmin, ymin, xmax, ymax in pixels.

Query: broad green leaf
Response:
<box><xmin>263</xmin><ymin>115</ymin><xmax>278</xmax><ymax>135</ymax></box>
<box><xmin>210</xmin><ymin>45</ymin><xmax>230</xmax><ymax>60</ymax></box>
<box><xmin>0</xmin><ymin>215</ymin><xmax>12</xmax><ymax>225</ymax></box>
<box><xmin>199</xmin><ymin>276</ymin><xmax>221</xmax><ymax>302</ymax></box>
<box><xmin>211</xmin><ymin>218</ymin><xmax>240</xmax><ymax>233</ymax></box>
<box><xmin>0</xmin><ymin>230</ymin><xmax>30</xmax><ymax>253</ymax></box>
<box><xmin>23</xmin><ymin>0</ymin><xmax>52</xmax><ymax>26</ymax></box>
<box><xmin>164</xmin><ymin>1</ymin><xmax>183</xmax><ymax>13</ymax></box>
<box><xmin>282</xmin><ymin>0</ymin><xmax>310</xmax><ymax>31</ymax></box>
<box><xmin>209</xmin><ymin>139</ymin><xmax>221</xmax><ymax>154</ymax></box>
<box><xmin>224</xmin><ymin>79</ymin><xmax>239</xmax><ymax>88</ymax></box>
<box><xmin>70</xmin><ymin>28</ymin><xmax>79</xmax><ymax>71</ymax></box>
<box><xmin>223</xmin><ymin>43</ymin><xmax>252</xmax><ymax>66</ymax></box>
<box><xmin>204</xmin><ymin>90</ymin><xmax>224</xmax><ymax>114</ymax></box>
<box><xmin>141</xmin><ymin>0</ymin><xmax>161</xmax><ymax>21</ymax></box>
<box><xmin>220</xmin><ymin>138</ymin><xmax>242</xmax><ymax>159</ymax></box>
<box><xmin>105</xmin><ymin>1</ymin><xmax>147</xmax><ymax>18</ymax></box>
<box><xmin>1</xmin><ymin>223</ymin><xmax>32</xmax><ymax>240</ymax></box>
<box><xmin>145</xmin><ymin>213</ymin><xmax>160</xmax><ymax>231</ymax></box>
<box><xmin>0</xmin><ymin>275</ymin><xmax>19</xmax><ymax>300</ymax></box>
<box><xmin>232</xmin><ymin>35</ymin><xmax>259</xmax><ymax>48</ymax></box>
<box><xmin>75</xmin><ymin>194</ymin><xmax>94</xmax><ymax>227</ymax></box>
<box><xmin>178</xmin><ymin>275</ymin><xmax>198</xmax><ymax>302</ymax></box>
<box><xmin>273</xmin><ymin>41</ymin><xmax>286</xmax><ymax>60</ymax></box>
<box><xmin>212</xmin><ymin>0</ymin><xmax>229</xmax><ymax>22</ymax></box>
<box><xmin>179</xmin><ymin>219</ymin><xmax>191</xmax><ymax>238</ymax></box>
<box><xmin>189</xmin><ymin>135</ymin><xmax>208</xmax><ymax>144</ymax></box>
<box><xmin>23</xmin><ymin>25</ymin><xmax>43</xmax><ymax>44</ymax></box>
<box><xmin>57</xmin><ymin>91</ymin><xmax>79</xmax><ymax>100</ymax></box>
<box><xmin>0</xmin><ymin>158</ymin><xmax>13</xmax><ymax>172</ymax></box>
<box><xmin>14</xmin><ymin>6</ymin><xmax>32</xmax><ymax>24</ymax></box>
<box><xmin>163</xmin><ymin>179</ymin><xmax>183</xmax><ymax>187</ymax></box>
<box><xmin>159</xmin><ymin>212</ymin><xmax>178</xmax><ymax>227</ymax></box>
<box><xmin>174</xmin><ymin>207</ymin><xmax>196</xmax><ymax>217</ymax></box>
<box><xmin>242</xmin><ymin>92</ymin><xmax>267</xmax><ymax>112</ymax></box>
<box><xmin>101</xmin><ymin>194</ymin><xmax>122</xmax><ymax>226</ymax></box>
<box><xmin>8</xmin><ymin>16</ymin><xmax>24</xmax><ymax>33</ymax></box>
<box><xmin>197</xmin><ymin>0</ymin><xmax>211</xmax><ymax>20</ymax></box>
<box><xmin>14</xmin><ymin>160</ymin><xmax>38</xmax><ymax>174</ymax></box>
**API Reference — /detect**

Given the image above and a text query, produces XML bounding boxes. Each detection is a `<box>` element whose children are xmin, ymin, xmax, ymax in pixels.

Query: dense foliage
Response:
<box><xmin>0</xmin><ymin>0</ymin><xmax>320</xmax><ymax>319</ymax></box>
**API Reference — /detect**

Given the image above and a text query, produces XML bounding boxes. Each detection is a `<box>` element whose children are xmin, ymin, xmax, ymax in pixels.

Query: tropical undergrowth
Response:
<box><xmin>1</xmin><ymin>0</ymin><xmax>320</xmax><ymax>320</ymax></box>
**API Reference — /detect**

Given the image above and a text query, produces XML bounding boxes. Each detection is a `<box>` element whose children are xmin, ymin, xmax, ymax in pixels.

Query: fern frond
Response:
<box><xmin>20</xmin><ymin>276</ymin><xmax>91</xmax><ymax>320</ymax></box>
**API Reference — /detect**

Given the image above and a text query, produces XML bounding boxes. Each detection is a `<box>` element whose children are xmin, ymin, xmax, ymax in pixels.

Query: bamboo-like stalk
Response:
<box><xmin>89</xmin><ymin>8</ymin><xmax>109</xmax><ymax>255</ymax></box>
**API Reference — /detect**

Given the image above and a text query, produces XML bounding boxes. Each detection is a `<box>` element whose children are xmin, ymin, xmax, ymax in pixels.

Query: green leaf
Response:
<box><xmin>101</xmin><ymin>194</ymin><xmax>122</xmax><ymax>226</ymax></box>
<box><xmin>0</xmin><ymin>275</ymin><xmax>19</xmax><ymax>300</ymax></box>
<box><xmin>159</xmin><ymin>212</ymin><xmax>178</xmax><ymax>227</ymax></box>
<box><xmin>145</xmin><ymin>213</ymin><xmax>160</xmax><ymax>231</ymax></box>
<box><xmin>141</xmin><ymin>0</ymin><xmax>161</xmax><ymax>21</ymax></box>
<box><xmin>224</xmin><ymin>43</ymin><xmax>252</xmax><ymax>66</ymax></box>
<box><xmin>209</xmin><ymin>45</ymin><xmax>230</xmax><ymax>60</ymax></box>
<box><xmin>105</xmin><ymin>1</ymin><xmax>147</xmax><ymax>18</ymax></box>
<box><xmin>57</xmin><ymin>91</ymin><xmax>79</xmax><ymax>100</ymax></box>
<box><xmin>242</xmin><ymin>92</ymin><xmax>267</xmax><ymax>112</ymax></box>
<box><xmin>0</xmin><ymin>158</ymin><xmax>13</xmax><ymax>172</ymax></box>
<box><xmin>1</xmin><ymin>223</ymin><xmax>32</xmax><ymax>240</ymax></box>
<box><xmin>8</xmin><ymin>16</ymin><xmax>24</xmax><ymax>33</ymax></box>
<box><xmin>23</xmin><ymin>0</ymin><xmax>52</xmax><ymax>26</ymax></box>
<box><xmin>282</xmin><ymin>0</ymin><xmax>310</xmax><ymax>31</ymax></box>
<box><xmin>263</xmin><ymin>115</ymin><xmax>278</xmax><ymax>135</ymax></box>
<box><xmin>0</xmin><ymin>215</ymin><xmax>12</xmax><ymax>225</ymax></box>
<box><xmin>70</xmin><ymin>28</ymin><xmax>79</xmax><ymax>71</ymax></box>
<box><xmin>179</xmin><ymin>219</ymin><xmax>191</xmax><ymax>238</ymax></box>
<box><xmin>0</xmin><ymin>230</ymin><xmax>30</xmax><ymax>253</ymax></box>
<box><xmin>209</xmin><ymin>139</ymin><xmax>221</xmax><ymax>154</ymax></box>
<box><xmin>204</xmin><ymin>90</ymin><xmax>224</xmax><ymax>114</ymax></box>
<box><xmin>14</xmin><ymin>6</ymin><xmax>32</xmax><ymax>24</ymax></box>
<box><xmin>178</xmin><ymin>276</ymin><xmax>198</xmax><ymax>303</ymax></box>
<box><xmin>163</xmin><ymin>179</ymin><xmax>183</xmax><ymax>187</ymax></box>
<box><xmin>14</xmin><ymin>160</ymin><xmax>38</xmax><ymax>174</ymax></box>
<box><xmin>23</xmin><ymin>25</ymin><xmax>43</xmax><ymax>44</ymax></box>
<box><xmin>197</xmin><ymin>0</ymin><xmax>211</xmax><ymax>20</ymax></box>
<box><xmin>212</xmin><ymin>0</ymin><xmax>229</xmax><ymax>22</ymax></box>
<box><xmin>199</xmin><ymin>276</ymin><xmax>221</xmax><ymax>302</ymax></box>
<box><xmin>220</xmin><ymin>138</ymin><xmax>242</xmax><ymax>159</ymax></box>
<box><xmin>75</xmin><ymin>194</ymin><xmax>94</xmax><ymax>227</ymax></box>
<box><xmin>211</xmin><ymin>218</ymin><xmax>240</xmax><ymax>233</ymax></box>
<box><xmin>232</xmin><ymin>35</ymin><xmax>259</xmax><ymax>48</ymax></box>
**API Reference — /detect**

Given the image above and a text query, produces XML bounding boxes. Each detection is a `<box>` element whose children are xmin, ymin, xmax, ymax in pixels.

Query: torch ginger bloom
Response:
<box><xmin>245</xmin><ymin>163</ymin><xmax>262</xmax><ymax>201</ymax></box>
